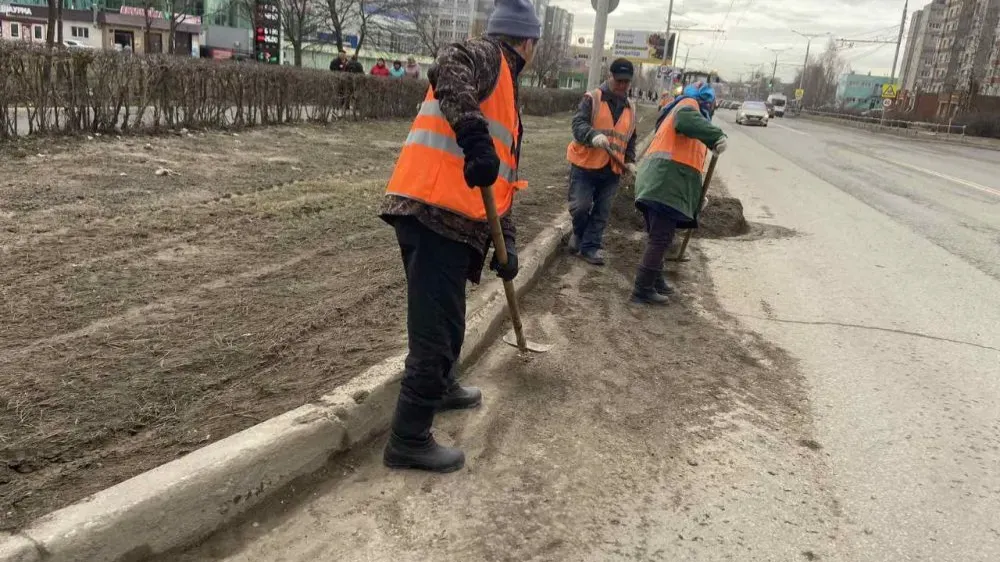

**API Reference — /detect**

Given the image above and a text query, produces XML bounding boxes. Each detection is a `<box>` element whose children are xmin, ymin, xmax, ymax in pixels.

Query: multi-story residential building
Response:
<box><xmin>920</xmin><ymin>0</ymin><xmax>998</xmax><ymax>94</ymax></box>
<box><xmin>543</xmin><ymin>4</ymin><xmax>572</xmax><ymax>47</ymax></box>
<box><xmin>901</xmin><ymin>0</ymin><xmax>946</xmax><ymax>93</ymax></box>
<box><xmin>986</xmin><ymin>19</ymin><xmax>1000</xmax><ymax>94</ymax></box>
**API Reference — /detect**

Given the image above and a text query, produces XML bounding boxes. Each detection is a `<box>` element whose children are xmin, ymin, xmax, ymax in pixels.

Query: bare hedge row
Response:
<box><xmin>0</xmin><ymin>43</ymin><xmax>583</xmax><ymax>139</ymax></box>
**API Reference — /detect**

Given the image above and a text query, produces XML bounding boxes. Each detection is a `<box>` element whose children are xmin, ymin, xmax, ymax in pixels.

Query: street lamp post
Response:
<box><xmin>792</xmin><ymin>30</ymin><xmax>829</xmax><ymax>105</ymax></box>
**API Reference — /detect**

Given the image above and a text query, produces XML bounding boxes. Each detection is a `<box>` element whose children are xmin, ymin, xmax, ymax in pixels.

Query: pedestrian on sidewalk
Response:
<box><xmin>378</xmin><ymin>0</ymin><xmax>540</xmax><ymax>473</ymax></box>
<box><xmin>404</xmin><ymin>56</ymin><xmax>421</xmax><ymax>79</ymax></box>
<box><xmin>330</xmin><ymin>50</ymin><xmax>349</xmax><ymax>72</ymax></box>
<box><xmin>370</xmin><ymin>58</ymin><xmax>391</xmax><ymax>77</ymax></box>
<box><xmin>565</xmin><ymin>58</ymin><xmax>638</xmax><ymax>265</ymax></box>
<box><xmin>346</xmin><ymin>54</ymin><xmax>364</xmax><ymax>73</ymax></box>
<box><xmin>631</xmin><ymin>81</ymin><xmax>727</xmax><ymax>305</ymax></box>
<box><xmin>389</xmin><ymin>60</ymin><xmax>406</xmax><ymax>78</ymax></box>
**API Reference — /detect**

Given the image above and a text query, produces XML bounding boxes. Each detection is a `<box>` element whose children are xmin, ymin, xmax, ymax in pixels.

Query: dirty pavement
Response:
<box><xmin>175</xmin><ymin>195</ymin><xmax>842</xmax><ymax>562</ymax></box>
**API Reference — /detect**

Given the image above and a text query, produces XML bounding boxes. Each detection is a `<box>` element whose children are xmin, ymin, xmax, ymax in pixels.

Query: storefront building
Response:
<box><xmin>99</xmin><ymin>6</ymin><xmax>200</xmax><ymax>55</ymax></box>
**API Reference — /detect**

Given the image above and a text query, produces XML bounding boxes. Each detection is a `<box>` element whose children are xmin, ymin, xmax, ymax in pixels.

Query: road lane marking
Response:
<box><xmin>769</xmin><ymin>121</ymin><xmax>808</xmax><ymax>135</ymax></box>
<box><xmin>866</xmin><ymin>153</ymin><xmax>1000</xmax><ymax>199</ymax></box>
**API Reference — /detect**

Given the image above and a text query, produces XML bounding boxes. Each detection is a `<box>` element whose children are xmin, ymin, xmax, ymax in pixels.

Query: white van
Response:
<box><xmin>767</xmin><ymin>93</ymin><xmax>788</xmax><ymax>117</ymax></box>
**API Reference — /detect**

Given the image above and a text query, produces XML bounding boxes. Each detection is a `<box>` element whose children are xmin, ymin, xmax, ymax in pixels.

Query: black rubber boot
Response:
<box><xmin>567</xmin><ymin>233</ymin><xmax>580</xmax><ymax>255</ymax></box>
<box><xmin>384</xmin><ymin>398</ymin><xmax>465</xmax><ymax>473</ymax></box>
<box><xmin>438</xmin><ymin>384</ymin><xmax>482</xmax><ymax>411</ymax></box>
<box><xmin>654</xmin><ymin>272</ymin><xmax>675</xmax><ymax>296</ymax></box>
<box><xmin>631</xmin><ymin>267</ymin><xmax>669</xmax><ymax>305</ymax></box>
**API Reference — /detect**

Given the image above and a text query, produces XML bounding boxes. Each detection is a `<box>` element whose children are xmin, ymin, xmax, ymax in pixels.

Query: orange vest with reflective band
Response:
<box><xmin>645</xmin><ymin>97</ymin><xmax>708</xmax><ymax>171</ymax></box>
<box><xmin>385</xmin><ymin>55</ymin><xmax>524</xmax><ymax>222</ymax></box>
<box><xmin>658</xmin><ymin>92</ymin><xmax>674</xmax><ymax>110</ymax></box>
<box><xmin>566</xmin><ymin>88</ymin><xmax>635</xmax><ymax>175</ymax></box>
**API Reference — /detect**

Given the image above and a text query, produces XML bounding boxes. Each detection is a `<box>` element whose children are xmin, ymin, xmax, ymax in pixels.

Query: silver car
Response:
<box><xmin>736</xmin><ymin>101</ymin><xmax>769</xmax><ymax>127</ymax></box>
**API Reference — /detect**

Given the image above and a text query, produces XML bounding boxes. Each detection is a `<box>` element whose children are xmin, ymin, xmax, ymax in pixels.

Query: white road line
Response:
<box><xmin>769</xmin><ymin>121</ymin><xmax>808</xmax><ymax>135</ymax></box>
<box><xmin>870</xmin><ymin>153</ymin><xmax>1000</xmax><ymax>199</ymax></box>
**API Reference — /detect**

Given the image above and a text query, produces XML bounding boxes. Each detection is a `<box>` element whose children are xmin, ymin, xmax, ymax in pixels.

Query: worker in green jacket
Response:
<box><xmin>631</xmin><ymin>82</ymin><xmax>727</xmax><ymax>304</ymax></box>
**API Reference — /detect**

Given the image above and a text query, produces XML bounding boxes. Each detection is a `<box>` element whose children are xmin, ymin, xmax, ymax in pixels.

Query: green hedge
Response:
<box><xmin>0</xmin><ymin>43</ymin><xmax>582</xmax><ymax>139</ymax></box>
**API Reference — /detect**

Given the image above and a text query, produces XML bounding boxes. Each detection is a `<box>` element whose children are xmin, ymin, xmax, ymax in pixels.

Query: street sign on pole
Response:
<box><xmin>591</xmin><ymin>0</ymin><xmax>619</xmax><ymax>13</ymax></box>
<box><xmin>882</xmin><ymin>98</ymin><xmax>892</xmax><ymax>109</ymax></box>
<box><xmin>795</xmin><ymin>88</ymin><xmax>804</xmax><ymax>101</ymax></box>
<box><xmin>881</xmin><ymin>83</ymin><xmax>899</xmax><ymax>99</ymax></box>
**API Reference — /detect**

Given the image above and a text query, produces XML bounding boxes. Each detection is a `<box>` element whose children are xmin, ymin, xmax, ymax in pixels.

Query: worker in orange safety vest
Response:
<box><xmin>377</xmin><ymin>0</ymin><xmax>540</xmax><ymax>474</ymax></box>
<box><xmin>564</xmin><ymin>58</ymin><xmax>638</xmax><ymax>266</ymax></box>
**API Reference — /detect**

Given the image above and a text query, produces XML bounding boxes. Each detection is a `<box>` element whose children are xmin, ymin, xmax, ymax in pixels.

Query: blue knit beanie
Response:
<box><xmin>486</xmin><ymin>0</ymin><xmax>542</xmax><ymax>39</ymax></box>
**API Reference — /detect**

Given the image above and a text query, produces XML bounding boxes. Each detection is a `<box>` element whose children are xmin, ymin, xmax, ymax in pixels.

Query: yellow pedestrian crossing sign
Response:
<box><xmin>795</xmin><ymin>88</ymin><xmax>805</xmax><ymax>101</ymax></box>
<box><xmin>881</xmin><ymin>83</ymin><xmax>899</xmax><ymax>99</ymax></box>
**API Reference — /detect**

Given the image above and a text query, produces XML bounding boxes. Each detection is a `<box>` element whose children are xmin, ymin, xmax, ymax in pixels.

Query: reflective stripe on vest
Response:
<box><xmin>644</xmin><ymin>97</ymin><xmax>708</xmax><ymax>171</ymax></box>
<box><xmin>566</xmin><ymin>87</ymin><xmax>635</xmax><ymax>174</ymax></box>
<box><xmin>384</xmin><ymin>53</ymin><xmax>524</xmax><ymax>222</ymax></box>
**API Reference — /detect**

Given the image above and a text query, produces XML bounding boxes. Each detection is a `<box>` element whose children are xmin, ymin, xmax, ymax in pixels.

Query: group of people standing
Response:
<box><xmin>374</xmin><ymin>0</ymin><xmax>727</xmax><ymax>474</ymax></box>
<box><xmin>329</xmin><ymin>50</ymin><xmax>422</xmax><ymax>79</ymax></box>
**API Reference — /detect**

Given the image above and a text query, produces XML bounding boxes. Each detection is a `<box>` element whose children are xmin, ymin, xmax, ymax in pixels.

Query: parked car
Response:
<box><xmin>63</xmin><ymin>40</ymin><xmax>96</xmax><ymax>50</ymax></box>
<box><xmin>736</xmin><ymin>101</ymin><xmax>769</xmax><ymax>126</ymax></box>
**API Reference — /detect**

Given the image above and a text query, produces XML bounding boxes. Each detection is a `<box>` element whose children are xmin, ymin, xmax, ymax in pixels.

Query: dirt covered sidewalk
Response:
<box><xmin>0</xmin><ymin>108</ymin><xmax>657</xmax><ymax>530</ymax></box>
<box><xmin>175</xmin><ymin>194</ymin><xmax>842</xmax><ymax>561</ymax></box>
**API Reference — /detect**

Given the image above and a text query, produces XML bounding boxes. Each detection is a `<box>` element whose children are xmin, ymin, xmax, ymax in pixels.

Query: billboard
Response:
<box><xmin>254</xmin><ymin>0</ymin><xmax>281</xmax><ymax>64</ymax></box>
<box><xmin>612</xmin><ymin>30</ymin><xmax>674</xmax><ymax>64</ymax></box>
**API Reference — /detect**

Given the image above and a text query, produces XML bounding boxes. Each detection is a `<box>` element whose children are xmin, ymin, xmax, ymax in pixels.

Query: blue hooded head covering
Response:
<box><xmin>657</xmin><ymin>81</ymin><xmax>716</xmax><ymax>128</ymax></box>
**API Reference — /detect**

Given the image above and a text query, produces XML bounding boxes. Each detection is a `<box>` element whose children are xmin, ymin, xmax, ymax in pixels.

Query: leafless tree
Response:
<box><xmin>526</xmin><ymin>35</ymin><xmax>568</xmax><ymax>88</ymax></box>
<box><xmin>319</xmin><ymin>0</ymin><xmax>358</xmax><ymax>53</ymax></box>
<box><xmin>163</xmin><ymin>0</ymin><xmax>199</xmax><ymax>54</ymax></box>
<box><xmin>398</xmin><ymin>0</ymin><xmax>439</xmax><ymax>56</ymax></box>
<box><xmin>280</xmin><ymin>0</ymin><xmax>321</xmax><ymax>66</ymax></box>
<box><xmin>56</xmin><ymin>0</ymin><xmax>63</xmax><ymax>44</ymax></box>
<box><xmin>792</xmin><ymin>39</ymin><xmax>848</xmax><ymax>108</ymax></box>
<box><xmin>46</xmin><ymin>0</ymin><xmax>57</xmax><ymax>48</ymax></box>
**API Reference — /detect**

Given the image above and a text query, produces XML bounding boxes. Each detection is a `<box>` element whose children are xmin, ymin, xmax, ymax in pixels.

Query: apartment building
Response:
<box><xmin>901</xmin><ymin>0</ymin><xmax>945</xmax><ymax>92</ymax></box>
<box><xmin>543</xmin><ymin>4</ymin><xmax>572</xmax><ymax>47</ymax></box>
<box><xmin>918</xmin><ymin>0</ymin><xmax>999</xmax><ymax>94</ymax></box>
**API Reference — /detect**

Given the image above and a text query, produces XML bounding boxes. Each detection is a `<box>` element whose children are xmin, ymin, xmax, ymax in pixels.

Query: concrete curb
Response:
<box><xmin>1</xmin><ymin>217</ymin><xmax>572</xmax><ymax>562</ymax></box>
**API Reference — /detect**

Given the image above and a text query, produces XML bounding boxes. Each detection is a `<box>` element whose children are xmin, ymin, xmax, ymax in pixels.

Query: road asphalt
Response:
<box><xmin>175</xmin><ymin>114</ymin><xmax>1000</xmax><ymax>561</ymax></box>
<box><xmin>706</xmin><ymin>112</ymin><xmax>1000</xmax><ymax>560</ymax></box>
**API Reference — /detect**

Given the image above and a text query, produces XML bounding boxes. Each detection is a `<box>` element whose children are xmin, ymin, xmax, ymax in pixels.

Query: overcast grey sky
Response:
<box><xmin>553</xmin><ymin>0</ymin><xmax>910</xmax><ymax>82</ymax></box>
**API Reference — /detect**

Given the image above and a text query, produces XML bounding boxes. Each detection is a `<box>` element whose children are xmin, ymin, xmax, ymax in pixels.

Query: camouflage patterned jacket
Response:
<box><xmin>378</xmin><ymin>37</ymin><xmax>524</xmax><ymax>284</ymax></box>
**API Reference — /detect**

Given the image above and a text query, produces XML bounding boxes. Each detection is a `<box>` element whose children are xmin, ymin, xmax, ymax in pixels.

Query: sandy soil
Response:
<box><xmin>0</xmin><ymin>108</ymin><xmax>657</xmax><ymax>530</ymax></box>
<box><xmin>170</xmin><ymin>185</ymin><xmax>833</xmax><ymax>562</ymax></box>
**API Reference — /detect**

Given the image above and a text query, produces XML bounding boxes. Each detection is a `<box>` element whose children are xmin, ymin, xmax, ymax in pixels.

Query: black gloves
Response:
<box><xmin>461</xmin><ymin>135</ymin><xmax>500</xmax><ymax>188</ymax></box>
<box><xmin>489</xmin><ymin>236</ymin><xmax>519</xmax><ymax>281</ymax></box>
<box><xmin>456</xmin><ymin>122</ymin><xmax>500</xmax><ymax>189</ymax></box>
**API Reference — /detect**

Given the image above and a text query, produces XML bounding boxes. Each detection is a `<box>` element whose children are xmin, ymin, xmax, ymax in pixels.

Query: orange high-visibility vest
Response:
<box><xmin>658</xmin><ymin>91</ymin><xmax>674</xmax><ymax>110</ymax></box>
<box><xmin>566</xmin><ymin>88</ymin><xmax>635</xmax><ymax>174</ymax></box>
<box><xmin>644</xmin><ymin>97</ymin><xmax>708</xmax><ymax>171</ymax></box>
<box><xmin>385</xmin><ymin>55</ymin><xmax>524</xmax><ymax>221</ymax></box>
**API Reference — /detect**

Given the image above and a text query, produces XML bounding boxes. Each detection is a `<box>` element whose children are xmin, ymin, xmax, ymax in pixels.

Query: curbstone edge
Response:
<box><xmin>1</xmin><ymin>216</ymin><xmax>573</xmax><ymax>562</ymax></box>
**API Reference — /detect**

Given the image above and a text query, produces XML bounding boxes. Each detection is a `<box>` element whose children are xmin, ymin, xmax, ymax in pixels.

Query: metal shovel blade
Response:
<box><xmin>502</xmin><ymin>331</ymin><xmax>554</xmax><ymax>353</ymax></box>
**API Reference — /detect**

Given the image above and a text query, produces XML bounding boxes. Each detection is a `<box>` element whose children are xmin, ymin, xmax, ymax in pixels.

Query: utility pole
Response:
<box><xmin>766</xmin><ymin>47</ymin><xmax>789</xmax><ymax>94</ymax></box>
<box><xmin>889</xmin><ymin>0</ymin><xmax>908</xmax><ymax>85</ymax></box>
<box><xmin>663</xmin><ymin>0</ymin><xmax>675</xmax><ymax>65</ymax></box>
<box><xmin>682</xmin><ymin>42</ymin><xmax>704</xmax><ymax>69</ymax></box>
<box><xmin>588</xmin><ymin>0</ymin><xmax>610</xmax><ymax>89</ymax></box>
<box><xmin>884</xmin><ymin>0</ymin><xmax>908</xmax><ymax>125</ymax></box>
<box><xmin>792</xmin><ymin>30</ymin><xmax>829</xmax><ymax>98</ymax></box>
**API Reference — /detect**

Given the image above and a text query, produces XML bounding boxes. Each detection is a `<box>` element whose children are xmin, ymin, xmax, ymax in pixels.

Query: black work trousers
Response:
<box><xmin>640</xmin><ymin>205</ymin><xmax>678</xmax><ymax>270</ymax></box>
<box><xmin>392</xmin><ymin>217</ymin><xmax>472</xmax><ymax>440</ymax></box>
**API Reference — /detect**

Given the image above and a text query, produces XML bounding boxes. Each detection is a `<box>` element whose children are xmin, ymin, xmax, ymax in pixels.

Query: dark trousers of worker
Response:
<box><xmin>391</xmin><ymin>217</ymin><xmax>471</xmax><ymax>443</ymax></box>
<box><xmin>640</xmin><ymin>205</ymin><xmax>678</xmax><ymax>270</ymax></box>
<box><xmin>568</xmin><ymin>165</ymin><xmax>620</xmax><ymax>255</ymax></box>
